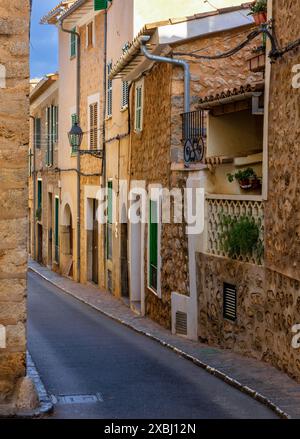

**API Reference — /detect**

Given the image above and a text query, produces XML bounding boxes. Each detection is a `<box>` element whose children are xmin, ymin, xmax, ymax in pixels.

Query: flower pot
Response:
<box><xmin>238</xmin><ymin>177</ymin><xmax>261</xmax><ymax>191</ymax></box>
<box><xmin>238</xmin><ymin>179</ymin><xmax>252</xmax><ymax>190</ymax></box>
<box><xmin>253</xmin><ymin>11</ymin><xmax>267</xmax><ymax>25</ymax></box>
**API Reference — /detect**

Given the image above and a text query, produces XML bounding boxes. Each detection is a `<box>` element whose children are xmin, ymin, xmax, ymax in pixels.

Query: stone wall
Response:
<box><xmin>265</xmin><ymin>0</ymin><xmax>300</xmax><ymax>281</ymax></box>
<box><xmin>0</xmin><ymin>0</ymin><xmax>30</xmax><ymax>408</ymax></box>
<box><xmin>197</xmin><ymin>253</ymin><xmax>300</xmax><ymax>381</ymax></box>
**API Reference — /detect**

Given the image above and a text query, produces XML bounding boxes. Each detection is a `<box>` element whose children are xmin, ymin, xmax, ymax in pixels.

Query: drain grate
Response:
<box><xmin>50</xmin><ymin>393</ymin><xmax>103</xmax><ymax>405</ymax></box>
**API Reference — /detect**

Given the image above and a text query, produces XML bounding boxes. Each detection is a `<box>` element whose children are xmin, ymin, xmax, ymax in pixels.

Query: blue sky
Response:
<box><xmin>30</xmin><ymin>0</ymin><xmax>59</xmax><ymax>79</ymax></box>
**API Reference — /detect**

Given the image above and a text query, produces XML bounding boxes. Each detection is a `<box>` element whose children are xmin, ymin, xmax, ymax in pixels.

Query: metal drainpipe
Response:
<box><xmin>30</xmin><ymin>115</ymin><xmax>36</xmax><ymax>260</ymax></box>
<box><xmin>140</xmin><ymin>36</ymin><xmax>191</xmax><ymax>113</ymax></box>
<box><xmin>60</xmin><ymin>20</ymin><xmax>81</xmax><ymax>282</ymax></box>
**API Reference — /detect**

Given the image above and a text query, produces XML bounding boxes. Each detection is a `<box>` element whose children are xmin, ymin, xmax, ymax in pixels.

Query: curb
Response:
<box><xmin>26</xmin><ymin>352</ymin><xmax>54</xmax><ymax>417</ymax></box>
<box><xmin>29</xmin><ymin>265</ymin><xmax>290</xmax><ymax>420</ymax></box>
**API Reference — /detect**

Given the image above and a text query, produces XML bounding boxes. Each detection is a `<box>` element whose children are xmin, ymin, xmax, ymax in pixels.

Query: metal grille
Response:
<box><xmin>175</xmin><ymin>311</ymin><xmax>187</xmax><ymax>336</ymax></box>
<box><xmin>181</xmin><ymin>110</ymin><xmax>206</xmax><ymax>163</ymax></box>
<box><xmin>207</xmin><ymin>198</ymin><xmax>264</xmax><ymax>265</ymax></box>
<box><xmin>223</xmin><ymin>283</ymin><xmax>237</xmax><ymax>322</ymax></box>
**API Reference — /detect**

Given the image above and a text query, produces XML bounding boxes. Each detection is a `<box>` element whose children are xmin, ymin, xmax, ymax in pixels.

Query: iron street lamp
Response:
<box><xmin>68</xmin><ymin>121</ymin><xmax>83</xmax><ymax>151</ymax></box>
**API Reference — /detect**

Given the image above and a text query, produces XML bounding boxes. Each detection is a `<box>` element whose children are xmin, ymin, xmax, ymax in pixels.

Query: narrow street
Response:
<box><xmin>28</xmin><ymin>271</ymin><xmax>277</xmax><ymax>419</ymax></box>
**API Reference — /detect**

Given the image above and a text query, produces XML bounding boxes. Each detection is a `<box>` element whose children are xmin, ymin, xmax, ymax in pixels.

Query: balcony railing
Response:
<box><xmin>181</xmin><ymin>110</ymin><xmax>206</xmax><ymax>164</ymax></box>
<box><xmin>206</xmin><ymin>197</ymin><xmax>264</xmax><ymax>265</ymax></box>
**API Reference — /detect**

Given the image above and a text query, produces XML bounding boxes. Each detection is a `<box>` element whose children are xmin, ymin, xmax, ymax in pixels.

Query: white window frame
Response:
<box><xmin>86</xmin><ymin>19</ymin><xmax>95</xmax><ymax>49</ymax></box>
<box><xmin>87</xmin><ymin>93</ymin><xmax>100</xmax><ymax>150</ymax></box>
<box><xmin>147</xmin><ymin>184</ymin><xmax>162</xmax><ymax>298</ymax></box>
<box><xmin>134</xmin><ymin>79</ymin><xmax>144</xmax><ymax>132</ymax></box>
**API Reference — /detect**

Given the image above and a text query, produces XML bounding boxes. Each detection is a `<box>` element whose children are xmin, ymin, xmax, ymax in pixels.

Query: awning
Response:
<box><xmin>198</xmin><ymin>82</ymin><xmax>265</xmax><ymax>109</ymax></box>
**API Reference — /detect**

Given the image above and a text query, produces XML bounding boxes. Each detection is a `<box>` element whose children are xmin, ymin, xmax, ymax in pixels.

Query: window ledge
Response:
<box><xmin>171</xmin><ymin>162</ymin><xmax>208</xmax><ymax>172</ymax></box>
<box><xmin>120</xmin><ymin>105</ymin><xmax>128</xmax><ymax>112</ymax></box>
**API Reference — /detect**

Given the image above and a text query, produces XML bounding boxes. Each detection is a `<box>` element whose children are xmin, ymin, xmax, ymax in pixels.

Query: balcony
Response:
<box><xmin>181</xmin><ymin>110</ymin><xmax>206</xmax><ymax>164</ymax></box>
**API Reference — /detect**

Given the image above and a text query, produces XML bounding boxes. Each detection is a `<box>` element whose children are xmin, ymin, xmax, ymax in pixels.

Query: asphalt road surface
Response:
<box><xmin>28</xmin><ymin>270</ymin><xmax>277</xmax><ymax>419</ymax></box>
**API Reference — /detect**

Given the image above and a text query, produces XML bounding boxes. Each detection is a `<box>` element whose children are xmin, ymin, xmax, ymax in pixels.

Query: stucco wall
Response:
<box><xmin>0</xmin><ymin>0</ymin><xmax>29</xmax><ymax>404</ymax></box>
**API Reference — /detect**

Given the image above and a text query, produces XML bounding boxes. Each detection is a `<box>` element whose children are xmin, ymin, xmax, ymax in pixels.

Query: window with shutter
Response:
<box><xmin>107</xmin><ymin>62</ymin><xmax>113</xmax><ymax>117</ymax></box>
<box><xmin>149</xmin><ymin>199</ymin><xmax>158</xmax><ymax>291</ymax></box>
<box><xmin>35</xmin><ymin>118</ymin><xmax>41</xmax><ymax>149</ymax></box>
<box><xmin>121</xmin><ymin>80</ymin><xmax>129</xmax><ymax>109</ymax></box>
<box><xmin>70</xmin><ymin>28</ymin><xmax>77</xmax><ymax>58</ymax></box>
<box><xmin>55</xmin><ymin>197</ymin><xmax>59</xmax><ymax>263</ymax></box>
<box><xmin>46</xmin><ymin>106</ymin><xmax>53</xmax><ymax>166</ymax></box>
<box><xmin>89</xmin><ymin>102</ymin><xmax>98</xmax><ymax>149</ymax></box>
<box><xmin>37</xmin><ymin>180</ymin><xmax>42</xmax><ymax>211</ymax></box>
<box><xmin>135</xmin><ymin>82</ymin><xmax>143</xmax><ymax>132</ymax></box>
<box><xmin>106</xmin><ymin>181</ymin><xmax>113</xmax><ymax>260</ymax></box>
<box><xmin>94</xmin><ymin>0</ymin><xmax>108</xmax><ymax>10</ymax></box>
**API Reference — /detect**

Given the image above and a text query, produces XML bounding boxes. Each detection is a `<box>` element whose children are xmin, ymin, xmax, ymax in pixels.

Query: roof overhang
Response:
<box><xmin>198</xmin><ymin>81</ymin><xmax>265</xmax><ymax>110</ymax></box>
<box><xmin>30</xmin><ymin>74</ymin><xmax>59</xmax><ymax>103</ymax></box>
<box><xmin>109</xmin><ymin>7</ymin><xmax>254</xmax><ymax>82</ymax></box>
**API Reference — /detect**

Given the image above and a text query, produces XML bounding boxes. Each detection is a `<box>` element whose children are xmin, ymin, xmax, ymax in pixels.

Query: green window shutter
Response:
<box><xmin>70</xmin><ymin>28</ymin><xmax>77</xmax><ymax>57</ymax></box>
<box><xmin>107</xmin><ymin>181</ymin><xmax>113</xmax><ymax>224</ymax></box>
<box><xmin>135</xmin><ymin>85</ymin><xmax>142</xmax><ymax>131</ymax></box>
<box><xmin>37</xmin><ymin>180</ymin><xmax>42</xmax><ymax>210</ymax></box>
<box><xmin>55</xmin><ymin>197</ymin><xmax>59</xmax><ymax>263</ymax></box>
<box><xmin>94</xmin><ymin>0</ymin><xmax>108</xmax><ymax>11</ymax></box>
<box><xmin>35</xmin><ymin>118</ymin><xmax>41</xmax><ymax>149</ymax></box>
<box><xmin>107</xmin><ymin>181</ymin><xmax>113</xmax><ymax>260</ymax></box>
<box><xmin>149</xmin><ymin>200</ymin><xmax>158</xmax><ymax>291</ymax></box>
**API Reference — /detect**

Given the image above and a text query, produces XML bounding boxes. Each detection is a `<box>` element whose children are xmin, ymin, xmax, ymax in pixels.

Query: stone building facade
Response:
<box><xmin>194</xmin><ymin>0</ymin><xmax>300</xmax><ymax>382</ymax></box>
<box><xmin>0</xmin><ymin>0</ymin><xmax>37</xmax><ymax>413</ymax></box>
<box><xmin>29</xmin><ymin>74</ymin><xmax>60</xmax><ymax>271</ymax></box>
<box><xmin>110</xmin><ymin>5</ymin><xmax>260</xmax><ymax>332</ymax></box>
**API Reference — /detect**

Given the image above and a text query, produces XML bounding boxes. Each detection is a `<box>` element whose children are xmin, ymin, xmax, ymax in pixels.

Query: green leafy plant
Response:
<box><xmin>220</xmin><ymin>214</ymin><xmax>263</xmax><ymax>258</ymax></box>
<box><xmin>248</xmin><ymin>0</ymin><xmax>267</xmax><ymax>15</ymax></box>
<box><xmin>227</xmin><ymin>167</ymin><xmax>257</xmax><ymax>183</ymax></box>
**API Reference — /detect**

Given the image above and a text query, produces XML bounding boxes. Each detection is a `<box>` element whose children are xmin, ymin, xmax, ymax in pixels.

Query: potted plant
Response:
<box><xmin>227</xmin><ymin>167</ymin><xmax>261</xmax><ymax>190</ymax></box>
<box><xmin>248</xmin><ymin>0</ymin><xmax>267</xmax><ymax>25</ymax></box>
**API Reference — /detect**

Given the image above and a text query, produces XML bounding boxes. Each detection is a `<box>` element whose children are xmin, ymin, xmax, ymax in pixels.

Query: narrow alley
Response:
<box><xmin>28</xmin><ymin>270</ymin><xmax>276</xmax><ymax>419</ymax></box>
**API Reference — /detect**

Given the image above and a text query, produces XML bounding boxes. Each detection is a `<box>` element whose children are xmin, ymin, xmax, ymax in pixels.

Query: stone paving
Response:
<box><xmin>29</xmin><ymin>259</ymin><xmax>300</xmax><ymax>419</ymax></box>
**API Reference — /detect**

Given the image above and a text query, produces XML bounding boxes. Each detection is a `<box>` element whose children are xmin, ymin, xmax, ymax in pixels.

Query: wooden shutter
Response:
<box><xmin>107</xmin><ymin>63</ymin><xmax>113</xmax><ymax>117</ymax></box>
<box><xmin>70</xmin><ymin>28</ymin><xmax>77</xmax><ymax>57</ymax></box>
<box><xmin>121</xmin><ymin>81</ymin><xmax>129</xmax><ymax>109</ymax></box>
<box><xmin>135</xmin><ymin>85</ymin><xmax>142</xmax><ymax>131</ymax></box>
<box><xmin>89</xmin><ymin>102</ymin><xmax>98</xmax><ymax>149</ymax></box>
<box><xmin>35</xmin><ymin>118</ymin><xmax>41</xmax><ymax>149</ymax></box>
<box><xmin>37</xmin><ymin>180</ymin><xmax>42</xmax><ymax>210</ymax></box>
<box><xmin>149</xmin><ymin>199</ymin><xmax>158</xmax><ymax>291</ymax></box>
<box><xmin>107</xmin><ymin>181</ymin><xmax>113</xmax><ymax>260</ymax></box>
<box><xmin>87</xmin><ymin>22</ymin><xmax>93</xmax><ymax>47</ymax></box>
<box><xmin>94</xmin><ymin>0</ymin><xmax>108</xmax><ymax>10</ymax></box>
<box><xmin>55</xmin><ymin>198</ymin><xmax>59</xmax><ymax>263</ymax></box>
